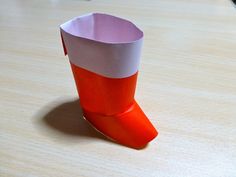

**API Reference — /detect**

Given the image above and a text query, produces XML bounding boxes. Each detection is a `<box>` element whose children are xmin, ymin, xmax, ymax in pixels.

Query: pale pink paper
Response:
<box><xmin>60</xmin><ymin>13</ymin><xmax>143</xmax><ymax>78</ymax></box>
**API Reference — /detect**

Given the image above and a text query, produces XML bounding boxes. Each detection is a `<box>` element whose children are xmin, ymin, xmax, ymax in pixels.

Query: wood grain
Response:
<box><xmin>0</xmin><ymin>0</ymin><xmax>236</xmax><ymax>176</ymax></box>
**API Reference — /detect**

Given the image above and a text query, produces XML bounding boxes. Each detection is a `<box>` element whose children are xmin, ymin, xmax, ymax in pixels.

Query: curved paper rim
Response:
<box><xmin>60</xmin><ymin>12</ymin><xmax>144</xmax><ymax>45</ymax></box>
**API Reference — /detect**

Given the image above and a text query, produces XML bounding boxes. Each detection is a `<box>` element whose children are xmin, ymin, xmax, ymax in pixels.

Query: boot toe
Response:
<box><xmin>83</xmin><ymin>101</ymin><xmax>158</xmax><ymax>149</ymax></box>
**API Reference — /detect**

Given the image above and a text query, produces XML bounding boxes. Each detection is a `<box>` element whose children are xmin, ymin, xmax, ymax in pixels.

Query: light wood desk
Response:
<box><xmin>0</xmin><ymin>0</ymin><xmax>236</xmax><ymax>176</ymax></box>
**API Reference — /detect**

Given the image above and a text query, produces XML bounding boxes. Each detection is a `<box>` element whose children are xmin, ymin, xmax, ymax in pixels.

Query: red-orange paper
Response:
<box><xmin>60</xmin><ymin>13</ymin><xmax>158</xmax><ymax>149</ymax></box>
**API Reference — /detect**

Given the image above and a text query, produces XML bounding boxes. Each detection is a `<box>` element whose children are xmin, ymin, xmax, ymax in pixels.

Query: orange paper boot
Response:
<box><xmin>60</xmin><ymin>13</ymin><xmax>158</xmax><ymax>149</ymax></box>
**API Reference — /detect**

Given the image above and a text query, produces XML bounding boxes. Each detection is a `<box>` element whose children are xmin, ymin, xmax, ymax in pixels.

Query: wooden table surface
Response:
<box><xmin>1</xmin><ymin>0</ymin><xmax>236</xmax><ymax>176</ymax></box>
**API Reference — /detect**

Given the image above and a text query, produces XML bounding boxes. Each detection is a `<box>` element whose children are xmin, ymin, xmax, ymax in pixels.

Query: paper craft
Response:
<box><xmin>60</xmin><ymin>13</ymin><xmax>158</xmax><ymax>149</ymax></box>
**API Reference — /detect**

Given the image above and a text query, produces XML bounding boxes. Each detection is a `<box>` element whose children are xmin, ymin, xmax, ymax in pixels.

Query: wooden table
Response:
<box><xmin>1</xmin><ymin>0</ymin><xmax>236</xmax><ymax>176</ymax></box>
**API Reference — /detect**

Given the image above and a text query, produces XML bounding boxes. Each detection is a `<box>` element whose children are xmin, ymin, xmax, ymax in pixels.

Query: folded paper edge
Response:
<box><xmin>59</xmin><ymin>12</ymin><xmax>144</xmax><ymax>45</ymax></box>
<box><xmin>60</xmin><ymin>31</ymin><xmax>67</xmax><ymax>56</ymax></box>
<box><xmin>59</xmin><ymin>13</ymin><xmax>143</xmax><ymax>79</ymax></box>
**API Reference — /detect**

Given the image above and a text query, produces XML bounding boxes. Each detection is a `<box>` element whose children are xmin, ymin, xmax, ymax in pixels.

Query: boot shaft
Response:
<box><xmin>71</xmin><ymin>63</ymin><xmax>138</xmax><ymax>115</ymax></box>
<box><xmin>60</xmin><ymin>13</ymin><xmax>144</xmax><ymax>115</ymax></box>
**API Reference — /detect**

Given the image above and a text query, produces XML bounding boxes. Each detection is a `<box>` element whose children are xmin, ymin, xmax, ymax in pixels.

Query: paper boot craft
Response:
<box><xmin>60</xmin><ymin>13</ymin><xmax>158</xmax><ymax>149</ymax></box>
